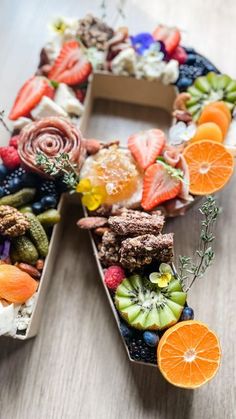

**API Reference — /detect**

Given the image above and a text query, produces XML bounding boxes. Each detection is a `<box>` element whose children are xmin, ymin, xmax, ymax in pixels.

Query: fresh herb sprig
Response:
<box><xmin>178</xmin><ymin>196</ymin><xmax>220</xmax><ymax>292</ymax></box>
<box><xmin>36</xmin><ymin>152</ymin><xmax>79</xmax><ymax>190</ymax></box>
<box><xmin>0</xmin><ymin>110</ymin><xmax>12</xmax><ymax>134</ymax></box>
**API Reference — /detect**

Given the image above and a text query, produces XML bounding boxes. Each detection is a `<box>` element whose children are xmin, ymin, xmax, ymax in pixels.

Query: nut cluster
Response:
<box><xmin>77</xmin><ymin>14</ymin><xmax>114</xmax><ymax>50</ymax></box>
<box><xmin>0</xmin><ymin>205</ymin><xmax>30</xmax><ymax>237</ymax></box>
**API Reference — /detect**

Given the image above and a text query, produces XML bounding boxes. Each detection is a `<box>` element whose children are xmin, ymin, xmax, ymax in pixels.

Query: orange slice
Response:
<box><xmin>183</xmin><ymin>140</ymin><xmax>234</xmax><ymax>195</ymax></box>
<box><xmin>198</xmin><ymin>107</ymin><xmax>229</xmax><ymax>137</ymax></box>
<box><xmin>204</xmin><ymin>101</ymin><xmax>232</xmax><ymax>124</ymax></box>
<box><xmin>158</xmin><ymin>320</ymin><xmax>221</xmax><ymax>389</ymax></box>
<box><xmin>191</xmin><ymin>122</ymin><xmax>223</xmax><ymax>143</ymax></box>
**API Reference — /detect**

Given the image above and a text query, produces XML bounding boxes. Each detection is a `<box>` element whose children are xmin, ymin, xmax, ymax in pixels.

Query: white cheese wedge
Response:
<box><xmin>54</xmin><ymin>83</ymin><xmax>84</xmax><ymax>116</ymax></box>
<box><xmin>12</xmin><ymin>117</ymin><xmax>32</xmax><ymax>130</ymax></box>
<box><xmin>0</xmin><ymin>303</ymin><xmax>17</xmax><ymax>336</ymax></box>
<box><xmin>31</xmin><ymin>96</ymin><xmax>67</xmax><ymax>119</ymax></box>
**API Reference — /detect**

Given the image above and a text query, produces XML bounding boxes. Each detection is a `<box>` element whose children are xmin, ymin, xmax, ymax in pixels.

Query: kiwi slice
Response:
<box><xmin>186</xmin><ymin>72</ymin><xmax>236</xmax><ymax>120</ymax></box>
<box><xmin>115</xmin><ymin>274</ymin><xmax>187</xmax><ymax>331</ymax></box>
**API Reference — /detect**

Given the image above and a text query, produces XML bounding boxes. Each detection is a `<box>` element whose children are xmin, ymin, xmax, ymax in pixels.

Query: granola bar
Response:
<box><xmin>108</xmin><ymin>209</ymin><xmax>165</xmax><ymax>236</ymax></box>
<box><xmin>119</xmin><ymin>233</ymin><xmax>174</xmax><ymax>270</ymax></box>
<box><xmin>98</xmin><ymin>231</ymin><xmax>121</xmax><ymax>266</ymax></box>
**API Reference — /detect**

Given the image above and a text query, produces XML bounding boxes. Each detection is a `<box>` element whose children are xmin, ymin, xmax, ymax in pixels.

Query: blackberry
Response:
<box><xmin>176</xmin><ymin>51</ymin><xmax>220</xmax><ymax>92</ymax></box>
<box><xmin>39</xmin><ymin>180</ymin><xmax>59</xmax><ymax>201</ymax></box>
<box><xmin>127</xmin><ymin>336</ymin><xmax>157</xmax><ymax>365</ymax></box>
<box><xmin>2</xmin><ymin>167</ymin><xmax>26</xmax><ymax>195</ymax></box>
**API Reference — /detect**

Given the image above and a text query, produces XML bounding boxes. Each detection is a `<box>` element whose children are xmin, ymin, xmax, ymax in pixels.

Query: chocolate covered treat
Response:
<box><xmin>119</xmin><ymin>233</ymin><xmax>174</xmax><ymax>270</ymax></box>
<box><xmin>108</xmin><ymin>209</ymin><xmax>165</xmax><ymax>236</ymax></box>
<box><xmin>98</xmin><ymin>231</ymin><xmax>121</xmax><ymax>266</ymax></box>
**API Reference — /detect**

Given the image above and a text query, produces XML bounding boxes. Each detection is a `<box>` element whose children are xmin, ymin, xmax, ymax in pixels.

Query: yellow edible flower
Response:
<box><xmin>76</xmin><ymin>178</ymin><xmax>105</xmax><ymax>211</ymax></box>
<box><xmin>149</xmin><ymin>263</ymin><xmax>173</xmax><ymax>288</ymax></box>
<box><xmin>49</xmin><ymin>18</ymin><xmax>67</xmax><ymax>35</ymax></box>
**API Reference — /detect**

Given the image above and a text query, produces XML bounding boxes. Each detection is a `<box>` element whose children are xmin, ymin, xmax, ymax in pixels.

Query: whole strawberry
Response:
<box><xmin>0</xmin><ymin>146</ymin><xmax>21</xmax><ymax>169</ymax></box>
<box><xmin>104</xmin><ymin>266</ymin><xmax>126</xmax><ymax>290</ymax></box>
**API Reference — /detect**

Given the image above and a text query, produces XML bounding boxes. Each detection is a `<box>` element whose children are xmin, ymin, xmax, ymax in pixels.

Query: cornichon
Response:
<box><xmin>0</xmin><ymin>188</ymin><xmax>36</xmax><ymax>208</ymax></box>
<box><xmin>19</xmin><ymin>205</ymin><xmax>33</xmax><ymax>214</ymax></box>
<box><xmin>26</xmin><ymin>213</ymin><xmax>49</xmax><ymax>258</ymax></box>
<box><xmin>37</xmin><ymin>209</ymin><xmax>61</xmax><ymax>227</ymax></box>
<box><xmin>11</xmin><ymin>236</ymin><xmax>39</xmax><ymax>265</ymax></box>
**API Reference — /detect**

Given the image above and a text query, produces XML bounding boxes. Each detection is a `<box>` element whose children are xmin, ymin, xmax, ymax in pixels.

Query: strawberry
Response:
<box><xmin>9</xmin><ymin>76</ymin><xmax>54</xmax><ymax>120</ymax></box>
<box><xmin>0</xmin><ymin>146</ymin><xmax>21</xmax><ymax>169</ymax></box>
<box><xmin>128</xmin><ymin>129</ymin><xmax>166</xmax><ymax>171</ymax></box>
<box><xmin>152</xmin><ymin>25</ymin><xmax>181</xmax><ymax>55</ymax></box>
<box><xmin>48</xmin><ymin>40</ymin><xmax>92</xmax><ymax>85</ymax></box>
<box><xmin>9</xmin><ymin>135</ymin><xmax>20</xmax><ymax>148</ymax></box>
<box><xmin>75</xmin><ymin>88</ymin><xmax>86</xmax><ymax>103</ymax></box>
<box><xmin>170</xmin><ymin>46</ymin><xmax>187</xmax><ymax>64</ymax></box>
<box><xmin>141</xmin><ymin>162</ymin><xmax>181</xmax><ymax>211</ymax></box>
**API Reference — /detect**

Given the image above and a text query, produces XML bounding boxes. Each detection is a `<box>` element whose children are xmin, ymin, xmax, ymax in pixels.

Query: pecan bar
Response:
<box><xmin>108</xmin><ymin>210</ymin><xmax>165</xmax><ymax>236</ymax></box>
<box><xmin>119</xmin><ymin>233</ymin><xmax>174</xmax><ymax>270</ymax></box>
<box><xmin>98</xmin><ymin>231</ymin><xmax>121</xmax><ymax>266</ymax></box>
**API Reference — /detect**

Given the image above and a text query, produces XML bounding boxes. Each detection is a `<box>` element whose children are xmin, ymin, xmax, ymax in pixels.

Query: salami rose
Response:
<box><xmin>18</xmin><ymin>117</ymin><xmax>86</xmax><ymax>176</ymax></box>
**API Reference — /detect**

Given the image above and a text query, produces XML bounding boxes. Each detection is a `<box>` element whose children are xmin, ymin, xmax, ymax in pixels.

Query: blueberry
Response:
<box><xmin>41</xmin><ymin>195</ymin><xmax>57</xmax><ymax>210</ymax></box>
<box><xmin>32</xmin><ymin>201</ymin><xmax>44</xmax><ymax>214</ymax></box>
<box><xmin>8</xmin><ymin>177</ymin><xmax>23</xmax><ymax>193</ymax></box>
<box><xmin>120</xmin><ymin>322</ymin><xmax>134</xmax><ymax>341</ymax></box>
<box><xmin>0</xmin><ymin>164</ymin><xmax>8</xmax><ymax>181</ymax></box>
<box><xmin>177</xmin><ymin>77</ymin><xmax>193</xmax><ymax>90</ymax></box>
<box><xmin>184</xmin><ymin>47</ymin><xmax>196</xmax><ymax>54</ymax></box>
<box><xmin>181</xmin><ymin>306</ymin><xmax>194</xmax><ymax>321</ymax></box>
<box><xmin>143</xmin><ymin>331</ymin><xmax>159</xmax><ymax>347</ymax></box>
<box><xmin>186</xmin><ymin>54</ymin><xmax>197</xmax><ymax>65</ymax></box>
<box><xmin>0</xmin><ymin>186</ymin><xmax>5</xmax><ymax>198</ymax></box>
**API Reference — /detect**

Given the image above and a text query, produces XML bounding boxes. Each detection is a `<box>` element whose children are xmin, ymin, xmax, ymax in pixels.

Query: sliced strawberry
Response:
<box><xmin>9</xmin><ymin>76</ymin><xmax>54</xmax><ymax>120</ymax></box>
<box><xmin>48</xmin><ymin>40</ymin><xmax>92</xmax><ymax>85</ymax></box>
<box><xmin>128</xmin><ymin>129</ymin><xmax>166</xmax><ymax>171</ymax></box>
<box><xmin>170</xmin><ymin>45</ymin><xmax>187</xmax><ymax>64</ymax></box>
<box><xmin>75</xmin><ymin>88</ymin><xmax>86</xmax><ymax>103</ymax></box>
<box><xmin>152</xmin><ymin>25</ymin><xmax>181</xmax><ymax>55</ymax></box>
<box><xmin>141</xmin><ymin>162</ymin><xmax>181</xmax><ymax>210</ymax></box>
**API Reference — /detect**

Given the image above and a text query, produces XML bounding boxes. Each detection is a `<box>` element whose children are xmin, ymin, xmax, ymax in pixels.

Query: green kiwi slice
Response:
<box><xmin>186</xmin><ymin>72</ymin><xmax>236</xmax><ymax>120</ymax></box>
<box><xmin>115</xmin><ymin>274</ymin><xmax>187</xmax><ymax>331</ymax></box>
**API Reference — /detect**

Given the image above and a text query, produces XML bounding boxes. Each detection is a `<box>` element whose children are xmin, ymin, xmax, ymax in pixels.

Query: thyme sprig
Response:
<box><xmin>36</xmin><ymin>152</ymin><xmax>79</xmax><ymax>189</ymax></box>
<box><xmin>0</xmin><ymin>110</ymin><xmax>12</xmax><ymax>134</ymax></box>
<box><xmin>178</xmin><ymin>196</ymin><xmax>220</xmax><ymax>292</ymax></box>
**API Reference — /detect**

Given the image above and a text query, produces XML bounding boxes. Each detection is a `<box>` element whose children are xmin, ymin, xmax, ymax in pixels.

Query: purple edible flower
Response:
<box><xmin>1</xmin><ymin>240</ymin><xmax>11</xmax><ymax>260</ymax></box>
<box><xmin>130</xmin><ymin>32</ymin><xmax>155</xmax><ymax>55</ymax></box>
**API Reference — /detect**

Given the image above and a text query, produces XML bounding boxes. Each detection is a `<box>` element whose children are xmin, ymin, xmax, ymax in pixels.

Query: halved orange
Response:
<box><xmin>198</xmin><ymin>107</ymin><xmax>229</xmax><ymax>137</ymax></box>
<box><xmin>183</xmin><ymin>140</ymin><xmax>234</xmax><ymax>195</ymax></box>
<box><xmin>158</xmin><ymin>320</ymin><xmax>221</xmax><ymax>389</ymax></box>
<box><xmin>191</xmin><ymin>122</ymin><xmax>223</xmax><ymax>143</ymax></box>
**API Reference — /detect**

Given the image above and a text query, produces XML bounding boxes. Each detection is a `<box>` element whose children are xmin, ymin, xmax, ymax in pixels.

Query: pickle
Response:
<box><xmin>37</xmin><ymin>209</ymin><xmax>61</xmax><ymax>227</ymax></box>
<box><xmin>0</xmin><ymin>188</ymin><xmax>36</xmax><ymax>208</ymax></box>
<box><xmin>26</xmin><ymin>213</ymin><xmax>49</xmax><ymax>258</ymax></box>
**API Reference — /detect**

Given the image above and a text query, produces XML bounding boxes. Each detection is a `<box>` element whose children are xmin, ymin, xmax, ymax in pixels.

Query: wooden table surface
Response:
<box><xmin>0</xmin><ymin>1</ymin><xmax>235</xmax><ymax>418</ymax></box>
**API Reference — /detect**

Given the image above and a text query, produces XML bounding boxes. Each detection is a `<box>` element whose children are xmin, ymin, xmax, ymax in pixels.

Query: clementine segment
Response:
<box><xmin>183</xmin><ymin>140</ymin><xmax>234</xmax><ymax>195</ymax></box>
<box><xmin>191</xmin><ymin>122</ymin><xmax>223</xmax><ymax>143</ymax></box>
<box><xmin>0</xmin><ymin>264</ymin><xmax>38</xmax><ymax>303</ymax></box>
<box><xmin>204</xmin><ymin>101</ymin><xmax>232</xmax><ymax>124</ymax></box>
<box><xmin>157</xmin><ymin>321</ymin><xmax>221</xmax><ymax>389</ymax></box>
<box><xmin>198</xmin><ymin>107</ymin><xmax>229</xmax><ymax>137</ymax></box>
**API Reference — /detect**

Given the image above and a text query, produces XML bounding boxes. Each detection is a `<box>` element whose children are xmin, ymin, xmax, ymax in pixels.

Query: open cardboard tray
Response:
<box><xmin>13</xmin><ymin>73</ymin><xmax>179</xmax><ymax>351</ymax></box>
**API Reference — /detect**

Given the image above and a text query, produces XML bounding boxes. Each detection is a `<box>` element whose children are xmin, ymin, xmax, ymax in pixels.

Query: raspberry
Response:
<box><xmin>9</xmin><ymin>135</ymin><xmax>20</xmax><ymax>148</ymax></box>
<box><xmin>170</xmin><ymin>46</ymin><xmax>187</xmax><ymax>64</ymax></box>
<box><xmin>0</xmin><ymin>146</ymin><xmax>21</xmax><ymax>170</ymax></box>
<box><xmin>104</xmin><ymin>265</ymin><xmax>125</xmax><ymax>290</ymax></box>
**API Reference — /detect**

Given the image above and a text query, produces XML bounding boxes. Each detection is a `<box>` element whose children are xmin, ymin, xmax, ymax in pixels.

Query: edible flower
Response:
<box><xmin>149</xmin><ymin>263</ymin><xmax>173</xmax><ymax>288</ymax></box>
<box><xmin>76</xmin><ymin>178</ymin><xmax>105</xmax><ymax>211</ymax></box>
<box><xmin>130</xmin><ymin>32</ymin><xmax>155</xmax><ymax>55</ymax></box>
<box><xmin>49</xmin><ymin>16</ymin><xmax>79</xmax><ymax>37</ymax></box>
<box><xmin>169</xmin><ymin>121</ymin><xmax>196</xmax><ymax>145</ymax></box>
